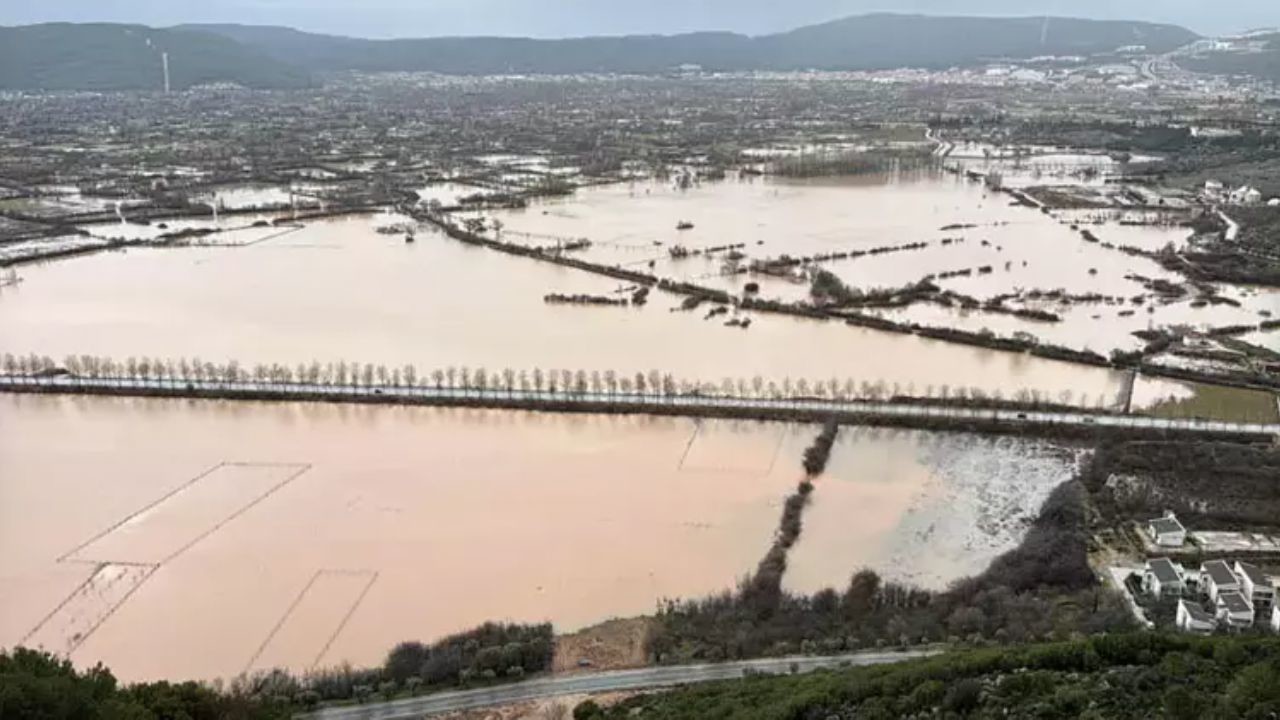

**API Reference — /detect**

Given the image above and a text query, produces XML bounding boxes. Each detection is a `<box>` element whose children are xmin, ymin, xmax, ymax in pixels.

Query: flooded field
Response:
<box><xmin>0</xmin><ymin>212</ymin><xmax>1155</xmax><ymax>406</ymax></box>
<box><xmin>1133</xmin><ymin>375</ymin><xmax>1280</xmax><ymax>423</ymax></box>
<box><xmin>786</xmin><ymin>428</ymin><xmax>1082</xmax><ymax>593</ymax></box>
<box><xmin>0</xmin><ymin>395</ymin><xmax>1066</xmax><ymax>681</ymax></box>
<box><xmin>474</xmin><ymin>172</ymin><xmax>1275</xmax><ymax>352</ymax></box>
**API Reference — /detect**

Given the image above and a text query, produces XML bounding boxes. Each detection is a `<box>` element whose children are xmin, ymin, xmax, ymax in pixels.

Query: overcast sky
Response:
<box><xmin>2</xmin><ymin>1</ymin><xmax>1273</xmax><ymax>39</ymax></box>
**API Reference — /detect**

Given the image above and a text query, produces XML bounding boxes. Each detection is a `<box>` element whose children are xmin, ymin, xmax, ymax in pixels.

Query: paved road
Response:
<box><xmin>3</xmin><ymin>376</ymin><xmax>1278</xmax><ymax>437</ymax></box>
<box><xmin>297</xmin><ymin>650</ymin><xmax>937</xmax><ymax>720</ymax></box>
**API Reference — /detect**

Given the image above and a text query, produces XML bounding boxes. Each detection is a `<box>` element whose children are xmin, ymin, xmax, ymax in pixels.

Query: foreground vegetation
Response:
<box><xmin>593</xmin><ymin>634</ymin><xmax>1280</xmax><ymax>720</ymax></box>
<box><xmin>15</xmin><ymin>633</ymin><xmax>1280</xmax><ymax>720</ymax></box>
<box><xmin>0</xmin><ymin>647</ymin><xmax>287</xmax><ymax>720</ymax></box>
<box><xmin>651</xmin><ymin>477</ymin><xmax>1134</xmax><ymax>664</ymax></box>
<box><xmin>0</xmin><ymin>622</ymin><xmax>552</xmax><ymax>719</ymax></box>
<box><xmin>1085</xmin><ymin>439</ymin><xmax>1280</xmax><ymax>528</ymax></box>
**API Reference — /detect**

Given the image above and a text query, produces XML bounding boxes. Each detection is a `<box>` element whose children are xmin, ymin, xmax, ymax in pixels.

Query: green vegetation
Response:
<box><xmin>650</xmin><ymin>479</ymin><xmax>1133</xmax><ymax>664</ymax></box>
<box><xmin>381</xmin><ymin>622</ymin><xmax>553</xmax><ymax>690</ymax></box>
<box><xmin>739</xmin><ymin>424</ymin><xmax>836</xmax><ymax>617</ymax></box>
<box><xmin>0</xmin><ymin>622</ymin><xmax>553</xmax><ymax>718</ymax></box>
<box><xmin>1143</xmin><ymin>382</ymin><xmax>1280</xmax><ymax>424</ymax></box>
<box><xmin>599</xmin><ymin>634</ymin><xmax>1280</xmax><ymax>719</ymax></box>
<box><xmin>1084</xmin><ymin>439</ymin><xmax>1280</xmax><ymax>529</ymax></box>
<box><xmin>0</xmin><ymin>24</ymin><xmax>313</xmax><ymax>91</ymax></box>
<box><xmin>0</xmin><ymin>647</ymin><xmax>286</xmax><ymax>719</ymax></box>
<box><xmin>257</xmin><ymin>622</ymin><xmax>553</xmax><ymax>709</ymax></box>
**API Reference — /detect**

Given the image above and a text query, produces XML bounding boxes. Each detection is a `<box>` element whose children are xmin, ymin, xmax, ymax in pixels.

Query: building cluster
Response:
<box><xmin>1202</xmin><ymin>179</ymin><xmax>1271</xmax><ymax>206</ymax></box>
<box><xmin>1141</xmin><ymin>513</ymin><xmax>1279</xmax><ymax>635</ymax></box>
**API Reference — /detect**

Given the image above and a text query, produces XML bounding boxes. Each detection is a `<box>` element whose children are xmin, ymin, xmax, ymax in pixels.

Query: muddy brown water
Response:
<box><xmin>0</xmin><ymin>211</ymin><xmax>1172</xmax><ymax>406</ymax></box>
<box><xmin>2</xmin><ymin>394</ymin><xmax>1068</xmax><ymax>682</ymax></box>
<box><xmin>476</xmin><ymin>172</ymin><xmax>1276</xmax><ymax>355</ymax></box>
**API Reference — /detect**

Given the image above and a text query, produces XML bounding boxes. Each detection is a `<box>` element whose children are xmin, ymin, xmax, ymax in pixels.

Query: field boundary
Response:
<box><xmin>2</xmin><ymin>377</ymin><xmax>1275</xmax><ymax>443</ymax></box>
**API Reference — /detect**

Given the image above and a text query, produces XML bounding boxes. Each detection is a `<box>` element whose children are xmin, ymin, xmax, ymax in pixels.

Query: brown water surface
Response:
<box><xmin>1</xmin><ymin>395</ymin><xmax>1066</xmax><ymax>682</ymax></box>
<box><xmin>0</xmin><ymin>212</ymin><xmax>1148</xmax><ymax>405</ymax></box>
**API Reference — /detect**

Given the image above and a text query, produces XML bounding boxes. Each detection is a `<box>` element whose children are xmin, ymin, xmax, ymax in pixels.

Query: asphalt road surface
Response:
<box><xmin>298</xmin><ymin>650</ymin><xmax>938</xmax><ymax>720</ymax></box>
<box><xmin>5</xmin><ymin>376</ymin><xmax>1278</xmax><ymax>437</ymax></box>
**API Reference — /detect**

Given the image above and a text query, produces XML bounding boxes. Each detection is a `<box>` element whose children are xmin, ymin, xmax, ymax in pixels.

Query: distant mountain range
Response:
<box><xmin>1</xmin><ymin>14</ymin><xmax>1203</xmax><ymax>91</ymax></box>
<box><xmin>0</xmin><ymin>23</ymin><xmax>313</xmax><ymax>91</ymax></box>
<box><xmin>184</xmin><ymin>15</ymin><xmax>1199</xmax><ymax>74</ymax></box>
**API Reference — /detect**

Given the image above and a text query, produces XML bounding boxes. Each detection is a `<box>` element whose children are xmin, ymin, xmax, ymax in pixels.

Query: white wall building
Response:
<box><xmin>1216</xmin><ymin>591</ymin><xmax>1255</xmax><ymax>629</ymax></box>
<box><xmin>1202</xmin><ymin>560</ymin><xmax>1241</xmax><ymax>602</ymax></box>
<box><xmin>1147</xmin><ymin>513</ymin><xmax>1186</xmax><ymax>548</ymax></box>
<box><xmin>1234</xmin><ymin>561</ymin><xmax>1275</xmax><ymax>619</ymax></box>
<box><xmin>1143</xmin><ymin>558</ymin><xmax>1186</xmax><ymax>598</ymax></box>
<box><xmin>1177</xmin><ymin>599</ymin><xmax>1217</xmax><ymax>634</ymax></box>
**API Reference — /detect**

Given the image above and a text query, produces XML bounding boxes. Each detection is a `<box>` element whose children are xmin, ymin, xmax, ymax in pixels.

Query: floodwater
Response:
<box><xmin>0</xmin><ymin>395</ymin><xmax>1056</xmax><ymax>682</ymax></box>
<box><xmin>786</xmin><ymin>428</ymin><xmax>1081</xmax><ymax>593</ymax></box>
<box><xmin>475</xmin><ymin>172</ymin><xmax>1272</xmax><ymax>352</ymax></box>
<box><xmin>195</xmin><ymin>184</ymin><xmax>297</xmax><ymax>211</ymax></box>
<box><xmin>0</xmin><ymin>213</ymin><xmax>1154</xmax><ymax>406</ymax></box>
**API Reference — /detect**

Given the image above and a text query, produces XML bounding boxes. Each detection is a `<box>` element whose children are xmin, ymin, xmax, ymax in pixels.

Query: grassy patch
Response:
<box><xmin>1144</xmin><ymin>382</ymin><xmax>1279</xmax><ymax>424</ymax></box>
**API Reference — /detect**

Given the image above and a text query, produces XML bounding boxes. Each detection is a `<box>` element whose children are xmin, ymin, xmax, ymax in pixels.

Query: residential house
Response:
<box><xmin>1202</xmin><ymin>560</ymin><xmax>1240</xmax><ymax>602</ymax></box>
<box><xmin>1234</xmin><ymin>561</ymin><xmax>1275</xmax><ymax>619</ymax></box>
<box><xmin>1143</xmin><ymin>558</ymin><xmax>1186</xmax><ymax>598</ymax></box>
<box><xmin>1147</xmin><ymin>513</ymin><xmax>1186</xmax><ymax>548</ymax></box>
<box><xmin>1215</xmin><ymin>591</ymin><xmax>1255</xmax><ymax>629</ymax></box>
<box><xmin>1176</xmin><ymin>599</ymin><xmax>1217</xmax><ymax>635</ymax></box>
<box><xmin>1229</xmin><ymin>185</ymin><xmax>1263</xmax><ymax>205</ymax></box>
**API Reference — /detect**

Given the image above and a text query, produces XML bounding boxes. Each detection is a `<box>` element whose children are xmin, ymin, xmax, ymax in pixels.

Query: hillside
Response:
<box><xmin>1179</xmin><ymin>34</ymin><xmax>1280</xmax><ymax>82</ymax></box>
<box><xmin>593</xmin><ymin>634</ymin><xmax>1280</xmax><ymax>720</ymax></box>
<box><xmin>757</xmin><ymin>14</ymin><xmax>1198</xmax><ymax>70</ymax></box>
<box><xmin>184</xmin><ymin>14</ymin><xmax>1199</xmax><ymax>75</ymax></box>
<box><xmin>0</xmin><ymin>23</ymin><xmax>314</xmax><ymax>91</ymax></box>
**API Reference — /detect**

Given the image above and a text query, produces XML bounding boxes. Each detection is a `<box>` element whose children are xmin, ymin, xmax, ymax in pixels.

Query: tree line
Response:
<box><xmin>0</xmin><ymin>352</ymin><xmax>1108</xmax><ymax>409</ymax></box>
<box><xmin>649</xmin><ymin>477</ymin><xmax>1133</xmax><ymax>664</ymax></box>
<box><xmin>741</xmin><ymin>421</ymin><xmax>840</xmax><ymax>617</ymax></box>
<box><xmin>0</xmin><ymin>622</ymin><xmax>555</xmax><ymax>719</ymax></box>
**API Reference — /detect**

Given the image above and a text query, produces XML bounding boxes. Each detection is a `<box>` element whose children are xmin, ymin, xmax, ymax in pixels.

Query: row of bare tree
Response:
<box><xmin>0</xmin><ymin>352</ymin><xmax>1112</xmax><ymax>407</ymax></box>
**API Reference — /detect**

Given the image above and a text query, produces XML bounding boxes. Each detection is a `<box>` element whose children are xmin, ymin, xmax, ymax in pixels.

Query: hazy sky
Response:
<box><xmin>2</xmin><ymin>1</ymin><xmax>1273</xmax><ymax>39</ymax></box>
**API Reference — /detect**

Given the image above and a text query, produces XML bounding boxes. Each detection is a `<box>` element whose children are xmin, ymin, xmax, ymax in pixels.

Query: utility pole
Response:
<box><xmin>162</xmin><ymin>52</ymin><xmax>171</xmax><ymax>94</ymax></box>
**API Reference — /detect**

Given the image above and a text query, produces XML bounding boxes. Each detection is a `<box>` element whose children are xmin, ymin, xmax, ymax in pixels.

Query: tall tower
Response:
<box><xmin>162</xmin><ymin>52</ymin><xmax>171</xmax><ymax>93</ymax></box>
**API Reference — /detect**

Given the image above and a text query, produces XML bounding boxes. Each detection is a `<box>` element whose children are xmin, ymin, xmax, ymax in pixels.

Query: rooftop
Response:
<box><xmin>1179</xmin><ymin>599</ymin><xmax>1215</xmax><ymax>624</ymax></box>
<box><xmin>1147</xmin><ymin>558</ymin><xmax>1183</xmax><ymax>584</ymax></box>
<box><xmin>1234</xmin><ymin>561</ymin><xmax>1273</xmax><ymax>589</ymax></box>
<box><xmin>1203</xmin><ymin>559</ymin><xmax>1239</xmax><ymax>587</ymax></box>
<box><xmin>1149</xmin><ymin>516</ymin><xmax>1184</xmax><ymax>535</ymax></box>
<box><xmin>1217</xmin><ymin>591</ymin><xmax>1253</xmax><ymax>615</ymax></box>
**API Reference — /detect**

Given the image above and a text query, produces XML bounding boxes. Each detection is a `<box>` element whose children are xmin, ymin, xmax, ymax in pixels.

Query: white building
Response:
<box><xmin>1202</xmin><ymin>560</ymin><xmax>1240</xmax><ymax>602</ymax></box>
<box><xmin>1143</xmin><ymin>558</ymin><xmax>1186</xmax><ymax>598</ymax></box>
<box><xmin>1229</xmin><ymin>185</ymin><xmax>1263</xmax><ymax>205</ymax></box>
<box><xmin>1177</xmin><ymin>599</ymin><xmax>1217</xmax><ymax>634</ymax></box>
<box><xmin>1272</xmin><ymin>603</ymin><xmax>1280</xmax><ymax>633</ymax></box>
<box><xmin>1216</xmin><ymin>591</ymin><xmax>1255</xmax><ymax>629</ymax></box>
<box><xmin>1204</xmin><ymin>179</ymin><xmax>1225</xmax><ymax>198</ymax></box>
<box><xmin>1234</xmin><ymin>561</ymin><xmax>1275</xmax><ymax>619</ymax></box>
<box><xmin>1147</xmin><ymin>513</ymin><xmax>1186</xmax><ymax>548</ymax></box>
